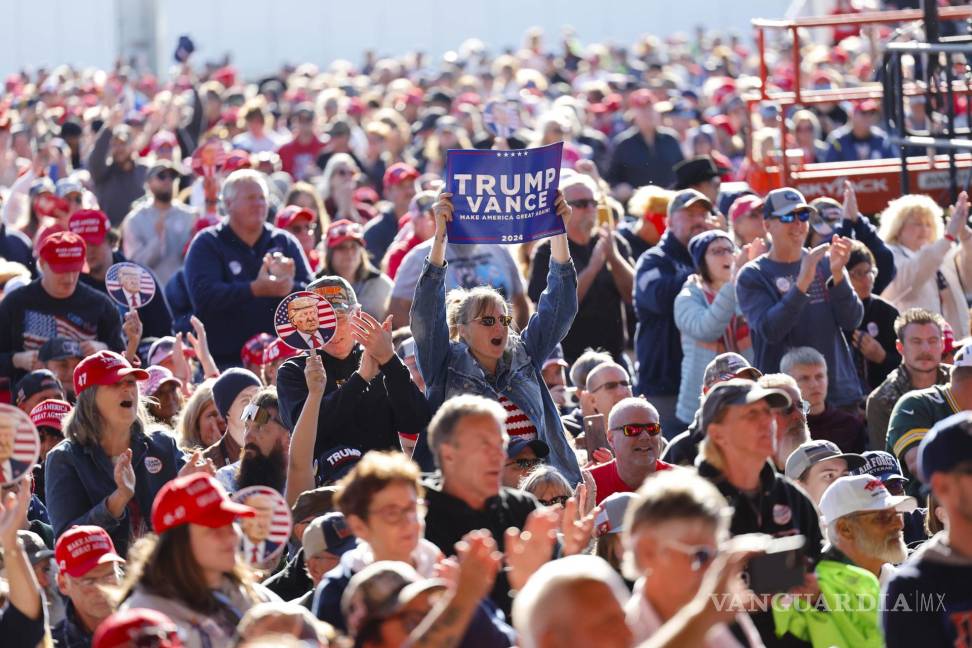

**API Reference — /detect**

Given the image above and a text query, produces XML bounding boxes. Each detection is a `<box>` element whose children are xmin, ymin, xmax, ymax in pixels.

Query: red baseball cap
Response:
<box><xmin>93</xmin><ymin>608</ymin><xmax>183</xmax><ymax>648</ymax></box>
<box><xmin>151</xmin><ymin>473</ymin><xmax>255</xmax><ymax>534</ymax></box>
<box><xmin>29</xmin><ymin>399</ymin><xmax>72</xmax><ymax>431</ymax></box>
<box><xmin>68</xmin><ymin>209</ymin><xmax>110</xmax><ymax>246</ymax></box>
<box><xmin>275</xmin><ymin>205</ymin><xmax>315</xmax><ymax>230</ymax></box>
<box><xmin>326</xmin><ymin>219</ymin><xmax>365</xmax><ymax>249</ymax></box>
<box><xmin>263</xmin><ymin>337</ymin><xmax>300</xmax><ymax>365</ymax></box>
<box><xmin>728</xmin><ymin>194</ymin><xmax>765</xmax><ymax>222</ymax></box>
<box><xmin>855</xmin><ymin>99</ymin><xmax>880</xmax><ymax>114</ymax></box>
<box><xmin>629</xmin><ymin>89</ymin><xmax>655</xmax><ymax>108</ymax></box>
<box><xmin>241</xmin><ymin>332</ymin><xmax>275</xmax><ymax>367</ymax></box>
<box><xmin>55</xmin><ymin>525</ymin><xmax>125</xmax><ymax>577</ymax></box>
<box><xmin>38</xmin><ymin>231</ymin><xmax>87</xmax><ymax>273</ymax></box>
<box><xmin>383</xmin><ymin>162</ymin><xmax>419</xmax><ymax>188</ymax></box>
<box><xmin>73</xmin><ymin>350</ymin><xmax>150</xmax><ymax>396</ymax></box>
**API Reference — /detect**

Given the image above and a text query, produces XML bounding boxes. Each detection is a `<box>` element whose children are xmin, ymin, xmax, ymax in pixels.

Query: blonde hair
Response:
<box><xmin>175</xmin><ymin>379</ymin><xmax>218</xmax><ymax>450</ymax></box>
<box><xmin>627</xmin><ymin>185</ymin><xmax>674</xmax><ymax>219</ymax></box>
<box><xmin>446</xmin><ymin>286</ymin><xmax>511</xmax><ymax>341</ymax></box>
<box><xmin>878</xmin><ymin>194</ymin><xmax>944</xmax><ymax>244</ymax></box>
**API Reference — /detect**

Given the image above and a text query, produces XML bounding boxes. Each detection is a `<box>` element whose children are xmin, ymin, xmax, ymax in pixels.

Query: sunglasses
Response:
<box><xmin>241</xmin><ymin>402</ymin><xmax>283</xmax><ymax>427</ymax></box>
<box><xmin>154</xmin><ymin>171</ymin><xmax>178</xmax><ymax>181</ymax></box>
<box><xmin>611</xmin><ymin>422</ymin><xmax>662</xmax><ymax>437</ymax></box>
<box><xmin>506</xmin><ymin>458</ymin><xmax>544</xmax><ymax>471</ymax></box>
<box><xmin>662</xmin><ymin>538</ymin><xmax>718</xmax><ymax>571</ymax></box>
<box><xmin>474</xmin><ymin>315</ymin><xmax>513</xmax><ymax>328</ymax></box>
<box><xmin>537</xmin><ymin>495</ymin><xmax>570</xmax><ymax>507</ymax></box>
<box><xmin>588</xmin><ymin>379</ymin><xmax>630</xmax><ymax>393</ymax></box>
<box><xmin>769</xmin><ymin>209</ymin><xmax>812</xmax><ymax>223</ymax></box>
<box><xmin>566</xmin><ymin>198</ymin><xmax>598</xmax><ymax>209</ymax></box>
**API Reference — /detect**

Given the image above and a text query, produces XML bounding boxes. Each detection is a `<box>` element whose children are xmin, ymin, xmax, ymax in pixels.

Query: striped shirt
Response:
<box><xmin>498</xmin><ymin>394</ymin><xmax>537</xmax><ymax>441</ymax></box>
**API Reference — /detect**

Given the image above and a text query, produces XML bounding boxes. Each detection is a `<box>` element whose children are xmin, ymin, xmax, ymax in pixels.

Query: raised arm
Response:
<box><xmin>410</xmin><ymin>194</ymin><xmax>454</xmax><ymax>387</ymax></box>
<box><xmin>285</xmin><ymin>352</ymin><xmax>326</xmax><ymax>507</ymax></box>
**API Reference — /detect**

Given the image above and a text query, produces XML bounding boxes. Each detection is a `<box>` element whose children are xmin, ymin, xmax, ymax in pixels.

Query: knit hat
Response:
<box><xmin>688</xmin><ymin>230</ymin><xmax>734</xmax><ymax>272</ymax></box>
<box><xmin>211</xmin><ymin>368</ymin><xmax>262</xmax><ymax>418</ymax></box>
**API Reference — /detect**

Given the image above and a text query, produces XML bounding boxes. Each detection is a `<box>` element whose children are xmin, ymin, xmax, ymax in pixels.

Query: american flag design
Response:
<box><xmin>105</xmin><ymin>262</ymin><xmax>156</xmax><ymax>308</ymax></box>
<box><xmin>274</xmin><ymin>291</ymin><xmax>336</xmax><ymax>350</ymax></box>
<box><xmin>498</xmin><ymin>394</ymin><xmax>537</xmax><ymax>441</ymax></box>
<box><xmin>23</xmin><ymin>310</ymin><xmax>97</xmax><ymax>351</ymax></box>
<box><xmin>232</xmin><ymin>485</ymin><xmax>292</xmax><ymax>564</ymax></box>
<box><xmin>0</xmin><ymin>404</ymin><xmax>40</xmax><ymax>486</ymax></box>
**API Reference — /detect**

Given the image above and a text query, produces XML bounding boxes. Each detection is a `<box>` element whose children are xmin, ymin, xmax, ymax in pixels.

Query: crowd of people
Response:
<box><xmin>0</xmin><ymin>9</ymin><xmax>971</xmax><ymax>648</ymax></box>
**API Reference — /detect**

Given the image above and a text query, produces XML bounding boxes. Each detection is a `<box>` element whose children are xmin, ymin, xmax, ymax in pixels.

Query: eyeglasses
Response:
<box><xmin>334</xmin><ymin>168</ymin><xmax>355</xmax><ymax>177</ymax></box>
<box><xmin>661</xmin><ymin>538</ymin><xmax>718</xmax><ymax>571</ymax></box>
<box><xmin>776</xmin><ymin>399</ymin><xmax>811</xmax><ymax>416</ymax></box>
<box><xmin>506</xmin><ymin>458</ymin><xmax>544</xmax><ymax>471</ymax></box>
<box><xmin>241</xmin><ymin>402</ymin><xmax>283</xmax><ymax>427</ymax></box>
<box><xmin>76</xmin><ymin>570</ymin><xmax>122</xmax><ymax>588</ymax></box>
<box><xmin>474</xmin><ymin>314</ymin><xmax>513</xmax><ymax>328</ymax></box>
<box><xmin>770</xmin><ymin>209</ymin><xmax>812</xmax><ymax>224</ymax></box>
<box><xmin>368</xmin><ymin>499</ymin><xmax>427</xmax><ymax>525</ymax></box>
<box><xmin>706</xmin><ymin>245</ymin><xmax>736</xmax><ymax>257</ymax></box>
<box><xmin>588</xmin><ymin>379</ymin><xmax>630</xmax><ymax>393</ymax></box>
<box><xmin>537</xmin><ymin>494</ymin><xmax>570</xmax><ymax>507</ymax></box>
<box><xmin>566</xmin><ymin>198</ymin><xmax>598</xmax><ymax>209</ymax></box>
<box><xmin>849</xmin><ymin>267</ymin><xmax>878</xmax><ymax>281</ymax></box>
<box><xmin>611</xmin><ymin>422</ymin><xmax>663</xmax><ymax>437</ymax></box>
<box><xmin>154</xmin><ymin>171</ymin><xmax>178</xmax><ymax>181</ymax></box>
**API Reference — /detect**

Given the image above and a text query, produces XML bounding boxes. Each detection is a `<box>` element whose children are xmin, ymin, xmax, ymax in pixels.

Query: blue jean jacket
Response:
<box><xmin>45</xmin><ymin>427</ymin><xmax>185</xmax><ymax>557</ymax></box>
<box><xmin>411</xmin><ymin>256</ymin><xmax>581</xmax><ymax>484</ymax></box>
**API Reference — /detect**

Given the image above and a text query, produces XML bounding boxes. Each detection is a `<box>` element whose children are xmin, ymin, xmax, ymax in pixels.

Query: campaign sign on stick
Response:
<box><xmin>445</xmin><ymin>142</ymin><xmax>564</xmax><ymax>245</ymax></box>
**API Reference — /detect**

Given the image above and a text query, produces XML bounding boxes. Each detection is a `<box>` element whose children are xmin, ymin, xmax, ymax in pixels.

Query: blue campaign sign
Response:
<box><xmin>445</xmin><ymin>142</ymin><xmax>564</xmax><ymax>245</ymax></box>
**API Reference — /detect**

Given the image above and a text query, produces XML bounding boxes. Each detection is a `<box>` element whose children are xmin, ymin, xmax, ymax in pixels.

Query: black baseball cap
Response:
<box><xmin>506</xmin><ymin>437</ymin><xmax>550</xmax><ymax>460</ymax></box>
<box><xmin>317</xmin><ymin>445</ymin><xmax>363</xmax><ymax>486</ymax></box>
<box><xmin>700</xmin><ymin>379</ymin><xmax>790</xmax><ymax>434</ymax></box>
<box><xmin>14</xmin><ymin>370</ymin><xmax>64</xmax><ymax>406</ymax></box>
<box><xmin>38</xmin><ymin>337</ymin><xmax>82</xmax><ymax>363</ymax></box>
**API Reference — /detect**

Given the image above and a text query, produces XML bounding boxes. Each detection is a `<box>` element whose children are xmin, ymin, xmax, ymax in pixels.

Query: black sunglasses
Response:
<box><xmin>154</xmin><ymin>171</ymin><xmax>178</xmax><ymax>181</ymax></box>
<box><xmin>566</xmin><ymin>198</ymin><xmax>598</xmax><ymax>209</ymax></box>
<box><xmin>474</xmin><ymin>315</ymin><xmax>513</xmax><ymax>328</ymax></box>
<box><xmin>769</xmin><ymin>209</ymin><xmax>811</xmax><ymax>224</ymax></box>
<box><xmin>506</xmin><ymin>458</ymin><xmax>544</xmax><ymax>471</ymax></box>
<box><xmin>537</xmin><ymin>495</ymin><xmax>570</xmax><ymax>507</ymax></box>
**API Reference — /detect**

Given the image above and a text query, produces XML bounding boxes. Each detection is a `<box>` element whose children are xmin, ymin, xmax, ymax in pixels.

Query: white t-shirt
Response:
<box><xmin>391</xmin><ymin>239</ymin><xmax>525</xmax><ymax>302</ymax></box>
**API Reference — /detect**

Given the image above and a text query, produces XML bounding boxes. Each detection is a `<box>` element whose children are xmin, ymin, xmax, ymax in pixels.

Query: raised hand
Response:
<box><xmin>351</xmin><ymin>312</ymin><xmax>394</xmax><ymax>364</ymax></box>
<box><xmin>829</xmin><ymin>234</ymin><xmax>853</xmax><ymax>280</ymax></box>
<box><xmin>796</xmin><ymin>243</ymin><xmax>829</xmax><ymax>293</ymax></box>
<box><xmin>114</xmin><ymin>449</ymin><xmax>136</xmax><ymax>498</ymax></box>
<box><xmin>453</xmin><ymin>530</ymin><xmax>502</xmax><ymax>603</ymax></box>
<box><xmin>0</xmin><ymin>483</ymin><xmax>30</xmax><ymax>547</ymax></box>
<box><xmin>505</xmin><ymin>507</ymin><xmax>559</xmax><ymax>591</ymax></box>
<box><xmin>304</xmin><ymin>351</ymin><xmax>327</xmax><ymax>395</ymax></box>
<box><xmin>560</xmin><ymin>494</ymin><xmax>598</xmax><ymax>556</ymax></box>
<box><xmin>555</xmin><ymin>190</ymin><xmax>572</xmax><ymax>228</ymax></box>
<box><xmin>178</xmin><ymin>449</ymin><xmax>216</xmax><ymax>477</ymax></box>
<box><xmin>842</xmin><ymin>180</ymin><xmax>859</xmax><ymax>223</ymax></box>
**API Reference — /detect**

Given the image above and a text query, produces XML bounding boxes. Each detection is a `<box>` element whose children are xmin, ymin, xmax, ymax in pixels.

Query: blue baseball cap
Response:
<box><xmin>764</xmin><ymin>187</ymin><xmax>816</xmax><ymax>220</ymax></box>
<box><xmin>856</xmin><ymin>450</ymin><xmax>908</xmax><ymax>484</ymax></box>
<box><xmin>506</xmin><ymin>437</ymin><xmax>549</xmax><ymax>460</ymax></box>
<box><xmin>317</xmin><ymin>445</ymin><xmax>363</xmax><ymax>486</ymax></box>
<box><xmin>918</xmin><ymin>411</ymin><xmax>972</xmax><ymax>483</ymax></box>
<box><xmin>302</xmin><ymin>512</ymin><xmax>356</xmax><ymax>557</ymax></box>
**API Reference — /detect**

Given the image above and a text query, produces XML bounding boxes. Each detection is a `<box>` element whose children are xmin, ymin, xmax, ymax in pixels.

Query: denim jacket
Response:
<box><xmin>45</xmin><ymin>427</ymin><xmax>185</xmax><ymax>557</ymax></box>
<box><xmin>411</xmin><ymin>256</ymin><xmax>581</xmax><ymax>484</ymax></box>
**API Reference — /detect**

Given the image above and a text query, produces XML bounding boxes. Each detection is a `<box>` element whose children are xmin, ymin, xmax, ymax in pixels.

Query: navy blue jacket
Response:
<box><xmin>633</xmin><ymin>231</ymin><xmax>694</xmax><ymax>396</ymax></box>
<box><xmin>80</xmin><ymin>251</ymin><xmax>173</xmax><ymax>340</ymax></box>
<box><xmin>184</xmin><ymin>221</ymin><xmax>311</xmax><ymax>368</ymax></box>
<box><xmin>833</xmin><ymin>215</ymin><xmax>896</xmax><ymax>295</ymax></box>
<box><xmin>164</xmin><ymin>269</ymin><xmax>194</xmax><ymax>334</ymax></box>
<box><xmin>824</xmin><ymin>126</ymin><xmax>894</xmax><ymax>162</ymax></box>
<box><xmin>0</xmin><ymin>224</ymin><xmax>34</xmax><ymax>274</ymax></box>
<box><xmin>45</xmin><ymin>427</ymin><xmax>185</xmax><ymax>557</ymax></box>
<box><xmin>362</xmin><ymin>207</ymin><xmax>398</xmax><ymax>267</ymax></box>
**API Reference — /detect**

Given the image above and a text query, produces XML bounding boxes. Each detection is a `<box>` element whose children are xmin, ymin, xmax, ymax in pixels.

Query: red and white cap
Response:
<box><xmin>138</xmin><ymin>365</ymin><xmax>183</xmax><ymax>398</ymax></box>
<box><xmin>819</xmin><ymin>475</ymin><xmax>917</xmax><ymax>528</ymax></box>
<box><xmin>263</xmin><ymin>337</ymin><xmax>300</xmax><ymax>365</ymax></box>
<box><xmin>68</xmin><ymin>209</ymin><xmax>110</xmax><ymax>246</ymax></box>
<box><xmin>73</xmin><ymin>350</ymin><xmax>150</xmax><ymax>396</ymax></box>
<box><xmin>55</xmin><ymin>525</ymin><xmax>125</xmax><ymax>577</ymax></box>
<box><xmin>275</xmin><ymin>205</ymin><xmax>315</xmax><ymax>230</ymax></box>
<box><xmin>93</xmin><ymin>608</ymin><xmax>183</xmax><ymax>648</ymax></box>
<box><xmin>29</xmin><ymin>399</ymin><xmax>72</xmax><ymax>431</ymax></box>
<box><xmin>37</xmin><ymin>231</ymin><xmax>87</xmax><ymax>273</ymax></box>
<box><xmin>151</xmin><ymin>472</ymin><xmax>256</xmax><ymax>534</ymax></box>
<box><xmin>326</xmin><ymin>219</ymin><xmax>365</xmax><ymax>249</ymax></box>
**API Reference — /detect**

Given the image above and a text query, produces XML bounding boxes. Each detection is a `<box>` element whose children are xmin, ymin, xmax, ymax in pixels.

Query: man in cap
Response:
<box><xmin>382</xmin><ymin>190</ymin><xmax>436</xmax><ymax>279</ymax></box>
<box><xmin>662</xmin><ymin>352</ymin><xmax>762</xmax><ymax>466</ymax></box>
<box><xmin>866</xmin><ymin>308</ymin><xmax>950</xmax><ymax>452</ymax></box>
<box><xmin>277</xmin><ymin>102</ymin><xmax>325</xmax><ymax>180</ymax></box>
<box><xmin>886</xmin><ymin>343</ymin><xmax>972</xmax><ymax>495</ymax></box>
<box><xmin>91</xmin><ymin>608</ymin><xmax>182</xmax><ymax>648</ymax></box>
<box><xmin>86</xmin><ymin>110</ymin><xmax>150</xmax><ymax>225</ymax></box>
<box><xmin>824</xmin><ymin>100</ymin><xmax>893</xmax><ymax>163</ymax></box>
<box><xmin>37</xmin><ymin>337</ymin><xmax>83</xmax><ymax>401</ymax></box>
<box><xmin>283</xmin><ymin>295</ymin><xmax>326</xmax><ymax>349</ymax></box>
<box><xmin>184</xmin><ymin>169</ymin><xmax>311</xmax><ymax>369</ymax></box>
<box><xmin>856</xmin><ymin>450</ymin><xmax>928</xmax><ymax>545</ymax></box>
<box><xmin>634</xmin><ymin>188</ymin><xmax>715</xmax><ymax>433</ymax></box>
<box><xmin>696</xmin><ymin>378</ymin><xmax>823</xmax><ymax>645</ymax></box>
<box><xmin>10</xmin><ymin>528</ymin><xmax>61</xmax><ymax>624</ymax></box>
<box><xmin>264</xmin><ymin>486</ymin><xmax>337</xmax><ymax>602</ymax></box>
<box><xmin>119</xmin><ymin>159</ymin><xmax>196</xmax><ymax>285</ymax></box>
<box><xmin>736</xmin><ymin>187</ymin><xmax>864</xmax><ymax>411</ymax></box>
<box><xmin>529</xmin><ymin>172</ymin><xmax>634</xmax><ymax>365</ymax></box>
<box><xmin>276</xmin><ymin>275</ymin><xmax>432</xmax><ymax>471</ymax></box>
<box><xmin>262</xmin><ymin>337</ymin><xmax>299</xmax><ymax>386</ymax></box>
<box><xmin>363</xmin><ymin>162</ymin><xmax>420</xmax><ymax>266</ymax></box>
<box><xmin>14</xmin><ymin>369</ymin><xmax>66</xmax><ymax>414</ymax></box>
<box><xmin>784</xmin><ymin>439</ymin><xmax>866</xmax><ymax>505</ymax></box>
<box><xmin>72</xmin><ymin>209</ymin><xmax>173</xmax><ymax>340</ymax></box>
<box><xmin>773</xmin><ymin>475</ymin><xmax>916</xmax><ymax>647</ymax></box>
<box><xmin>295</xmin><ymin>512</ymin><xmax>357</xmax><ymax>608</ymax></box>
<box><xmin>589</xmin><ymin>397</ymin><xmax>672</xmax><ymax>504</ymax></box>
<box><xmin>51</xmin><ymin>525</ymin><xmax>126</xmax><ymax>648</ymax></box>
<box><xmin>883</xmin><ymin>411</ymin><xmax>972</xmax><ymax>647</ymax></box>
<box><xmin>502</xmin><ymin>438</ymin><xmax>550</xmax><ymax>489</ymax></box>
<box><xmin>605</xmin><ymin>88</ymin><xmax>684</xmax><ymax>200</ymax></box>
<box><xmin>672</xmin><ymin>156</ymin><xmax>724</xmax><ymax>206</ymax></box>
<box><xmin>0</xmin><ymin>231</ymin><xmax>124</xmax><ymax>383</ymax></box>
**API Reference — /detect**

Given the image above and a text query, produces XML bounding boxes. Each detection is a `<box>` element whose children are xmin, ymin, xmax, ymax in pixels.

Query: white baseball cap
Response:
<box><xmin>818</xmin><ymin>475</ymin><xmax>917</xmax><ymax>528</ymax></box>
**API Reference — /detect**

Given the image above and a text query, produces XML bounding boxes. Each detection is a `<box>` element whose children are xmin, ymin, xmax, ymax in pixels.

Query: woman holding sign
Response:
<box><xmin>410</xmin><ymin>192</ymin><xmax>581</xmax><ymax>484</ymax></box>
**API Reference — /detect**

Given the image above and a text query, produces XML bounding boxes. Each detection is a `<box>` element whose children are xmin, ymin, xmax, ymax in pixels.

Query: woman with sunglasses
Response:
<box><xmin>410</xmin><ymin>191</ymin><xmax>581</xmax><ymax>484</ymax></box>
<box><xmin>117</xmin><ymin>473</ymin><xmax>280</xmax><ymax>648</ymax></box>
<box><xmin>45</xmin><ymin>351</ymin><xmax>211</xmax><ymax>558</ymax></box>
<box><xmin>674</xmin><ymin>230</ymin><xmax>756</xmax><ymax>426</ymax></box>
<box><xmin>622</xmin><ymin>470</ymin><xmax>763</xmax><ymax>647</ymax></box>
